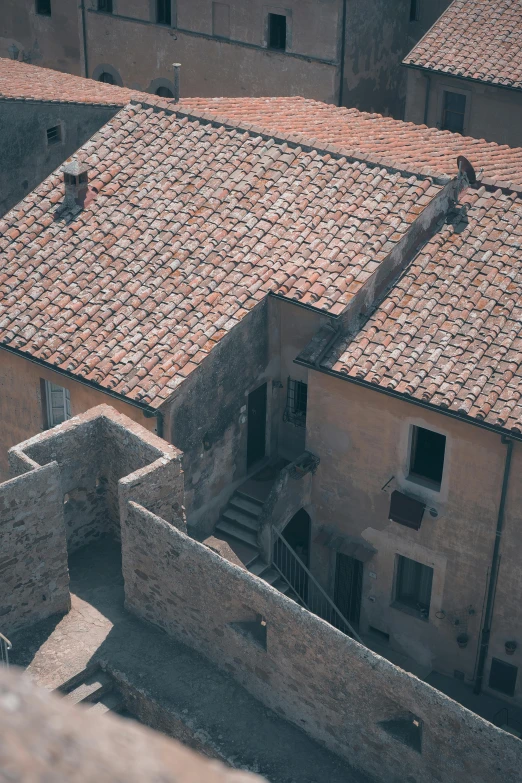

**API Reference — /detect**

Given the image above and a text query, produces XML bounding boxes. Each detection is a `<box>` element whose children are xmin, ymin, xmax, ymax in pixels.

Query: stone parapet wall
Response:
<box><xmin>0</xmin><ymin>667</ymin><xmax>263</xmax><ymax>783</ymax></box>
<box><xmin>122</xmin><ymin>501</ymin><xmax>522</xmax><ymax>783</ymax></box>
<box><xmin>0</xmin><ymin>462</ymin><xmax>70</xmax><ymax>634</ymax></box>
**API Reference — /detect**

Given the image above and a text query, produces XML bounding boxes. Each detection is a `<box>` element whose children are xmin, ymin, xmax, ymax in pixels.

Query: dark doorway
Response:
<box><xmin>274</xmin><ymin>509</ymin><xmax>311</xmax><ymax>602</ymax></box>
<box><xmin>334</xmin><ymin>553</ymin><xmax>363</xmax><ymax>630</ymax></box>
<box><xmin>247</xmin><ymin>383</ymin><xmax>267</xmax><ymax>468</ymax></box>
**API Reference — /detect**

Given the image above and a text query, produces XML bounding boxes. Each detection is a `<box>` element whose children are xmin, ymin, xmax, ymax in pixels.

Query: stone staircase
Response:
<box><xmin>56</xmin><ymin>664</ymin><xmax>125</xmax><ymax>717</ymax></box>
<box><xmin>212</xmin><ymin>487</ymin><xmax>292</xmax><ymax>597</ymax></box>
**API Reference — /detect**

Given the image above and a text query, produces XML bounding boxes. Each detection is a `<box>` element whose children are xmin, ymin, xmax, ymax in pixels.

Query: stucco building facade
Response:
<box><xmin>0</xmin><ymin>0</ymin><xmax>451</xmax><ymax>118</ymax></box>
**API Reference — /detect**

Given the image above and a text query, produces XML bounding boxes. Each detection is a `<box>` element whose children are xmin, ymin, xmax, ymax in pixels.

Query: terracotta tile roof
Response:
<box><xmin>323</xmin><ymin>186</ymin><xmax>522</xmax><ymax>433</ymax></box>
<box><xmin>179</xmin><ymin>97</ymin><xmax>522</xmax><ymax>189</ymax></box>
<box><xmin>404</xmin><ymin>0</ymin><xmax>522</xmax><ymax>90</ymax></box>
<box><xmin>0</xmin><ymin>102</ymin><xmax>442</xmax><ymax>407</ymax></box>
<box><xmin>0</xmin><ymin>57</ymin><xmax>156</xmax><ymax>106</ymax></box>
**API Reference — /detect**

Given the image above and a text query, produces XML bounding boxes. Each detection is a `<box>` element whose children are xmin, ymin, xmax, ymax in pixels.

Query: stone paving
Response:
<box><xmin>11</xmin><ymin>537</ymin><xmax>370</xmax><ymax>783</ymax></box>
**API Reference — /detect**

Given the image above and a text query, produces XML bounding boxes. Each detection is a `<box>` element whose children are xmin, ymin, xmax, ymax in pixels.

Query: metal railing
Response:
<box><xmin>493</xmin><ymin>707</ymin><xmax>522</xmax><ymax>737</ymax></box>
<box><xmin>272</xmin><ymin>527</ymin><xmax>362</xmax><ymax>643</ymax></box>
<box><xmin>0</xmin><ymin>633</ymin><xmax>12</xmax><ymax>669</ymax></box>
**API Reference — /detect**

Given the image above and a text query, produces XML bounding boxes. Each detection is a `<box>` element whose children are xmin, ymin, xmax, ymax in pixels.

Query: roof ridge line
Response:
<box><xmin>128</xmin><ymin>98</ymin><xmax>451</xmax><ymax>185</ymax></box>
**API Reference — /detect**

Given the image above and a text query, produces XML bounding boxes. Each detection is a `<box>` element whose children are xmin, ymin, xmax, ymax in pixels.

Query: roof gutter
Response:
<box><xmin>403</xmin><ymin>63</ymin><xmax>522</xmax><ymax>95</ymax></box>
<box><xmin>0</xmin><ymin>343</ymin><xmax>157</xmax><ymax>417</ymax></box>
<box><xmin>294</xmin><ymin>357</ymin><xmax>522</xmax><ymax>445</ymax></box>
<box><xmin>473</xmin><ymin>435</ymin><xmax>513</xmax><ymax>695</ymax></box>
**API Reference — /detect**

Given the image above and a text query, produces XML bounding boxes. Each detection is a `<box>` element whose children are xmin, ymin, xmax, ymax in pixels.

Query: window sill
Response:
<box><xmin>406</xmin><ymin>473</ymin><xmax>441</xmax><ymax>493</ymax></box>
<box><xmin>391</xmin><ymin>601</ymin><xmax>429</xmax><ymax>623</ymax></box>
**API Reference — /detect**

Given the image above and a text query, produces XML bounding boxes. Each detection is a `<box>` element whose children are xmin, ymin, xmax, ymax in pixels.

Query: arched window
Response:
<box><xmin>155</xmin><ymin>86</ymin><xmax>174</xmax><ymax>98</ymax></box>
<box><xmin>98</xmin><ymin>72</ymin><xmax>115</xmax><ymax>85</ymax></box>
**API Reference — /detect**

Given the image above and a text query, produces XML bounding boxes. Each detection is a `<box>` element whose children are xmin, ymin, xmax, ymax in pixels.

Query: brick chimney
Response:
<box><xmin>62</xmin><ymin>159</ymin><xmax>90</xmax><ymax>209</ymax></box>
<box><xmin>172</xmin><ymin>63</ymin><xmax>181</xmax><ymax>103</ymax></box>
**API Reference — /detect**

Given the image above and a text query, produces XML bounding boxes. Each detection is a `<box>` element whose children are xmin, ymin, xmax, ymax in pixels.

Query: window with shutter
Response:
<box><xmin>43</xmin><ymin>380</ymin><xmax>71</xmax><ymax>429</ymax></box>
<box><xmin>394</xmin><ymin>555</ymin><xmax>433</xmax><ymax>620</ymax></box>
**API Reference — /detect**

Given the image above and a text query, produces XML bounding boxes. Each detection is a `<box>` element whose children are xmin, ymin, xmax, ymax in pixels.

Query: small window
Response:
<box><xmin>268</xmin><ymin>13</ymin><xmax>286</xmax><ymax>50</ymax></box>
<box><xmin>156</xmin><ymin>0</ymin><xmax>171</xmax><ymax>25</ymax></box>
<box><xmin>43</xmin><ymin>380</ymin><xmax>71</xmax><ymax>429</ymax></box>
<box><xmin>46</xmin><ymin>125</ymin><xmax>62</xmax><ymax>146</ymax></box>
<box><xmin>212</xmin><ymin>2</ymin><xmax>230</xmax><ymax>37</ymax></box>
<box><xmin>489</xmin><ymin>658</ymin><xmax>518</xmax><ymax>697</ymax></box>
<box><xmin>441</xmin><ymin>91</ymin><xmax>466</xmax><ymax>134</ymax></box>
<box><xmin>409</xmin><ymin>0</ymin><xmax>419</xmax><ymax>21</ymax></box>
<box><xmin>409</xmin><ymin>426</ymin><xmax>446</xmax><ymax>488</ymax></box>
<box><xmin>36</xmin><ymin>0</ymin><xmax>51</xmax><ymax>15</ymax></box>
<box><xmin>155</xmin><ymin>86</ymin><xmax>173</xmax><ymax>97</ymax></box>
<box><xmin>284</xmin><ymin>378</ymin><xmax>307</xmax><ymax>427</ymax></box>
<box><xmin>97</xmin><ymin>0</ymin><xmax>113</xmax><ymax>12</ymax></box>
<box><xmin>98</xmin><ymin>71</ymin><xmax>115</xmax><ymax>84</ymax></box>
<box><xmin>395</xmin><ymin>555</ymin><xmax>433</xmax><ymax>619</ymax></box>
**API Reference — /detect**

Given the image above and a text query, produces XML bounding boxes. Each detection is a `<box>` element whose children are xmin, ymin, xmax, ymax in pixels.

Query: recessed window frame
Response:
<box><xmin>156</xmin><ymin>0</ymin><xmax>171</xmax><ymax>25</ymax></box>
<box><xmin>46</xmin><ymin>123</ymin><xmax>63</xmax><ymax>146</ymax></box>
<box><xmin>36</xmin><ymin>0</ymin><xmax>52</xmax><ymax>16</ymax></box>
<box><xmin>408</xmin><ymin>425</ymin><xmax>446</xmax><ymax>491</ymax></box>
<box><xmin>283</xmin><ymin>377</ymin><xmax>307</xmax><ymax>428</ymax></box>
<box><xmin>409</xmin><ymin>0</ymin><xmax>420</xmax><ymax>22</ymax></box>
<box><xmin>441</xmin><ymin>90</ymin><xmax>467</xmax><ymax>134</ymax></box>
<box><xmin>393</xmin><ymin>554</ymin><xmax>433</xmax><ymax>621</ymax></box>
<box><xmin>97</xmin><ymin>0</ymin><xmax>113</xmax><ymax>13</ymax></box>
<box><xmin>267</xmin><ymin>12</ymin><xmax>287</xmax><ymax>51</ymax></box>
<box><xmin>488</xmin><ymin>658</ymin><xmax>518</xmax><ymax>697</ymax></box>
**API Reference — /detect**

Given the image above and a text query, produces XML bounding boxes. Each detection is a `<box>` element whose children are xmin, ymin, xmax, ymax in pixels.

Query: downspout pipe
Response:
<box><xmin>473</xmin><ymin>435</ymin><xmax>513</xmax><ymax>695</ymax></box>
<box><xmin>337</xmin><ymin>0</ymin><xmax>348</xmax><ymax>107</ymax></box>
<box><xmin>144</xmin><ymin>408</ymin><xmax>164</xmax><ymax>439</ymax></box>
<box><xmin>80</xmin><ymin>0</ymin><xmax>89</xmax><ymax>78</ymax></box>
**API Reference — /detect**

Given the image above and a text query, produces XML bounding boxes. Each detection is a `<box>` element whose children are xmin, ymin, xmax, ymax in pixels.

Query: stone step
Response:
<box><xmin>222</xmin><ymin>507</ymin><xmax>260</xmax><ymax>532</ymax></box>
<box><xmin>261</xmin><ymin>567</ymin><xmax>284</xmax><ymax>587</ymax></box>
<box><xmin>229</xmin><ymin>494</ymin><xmax>263</xmax><ymax>518</ymax></box>
<box><xmin>272</xmin><ymin>577</ymin><xmax>292</xmax><ymax>595</ymax></box>
<box><xmin>88</xmin><ymin>690</ymin><xmax>125</xmax><ymax>716</ymax></box>
<box><xmin>209</xmin><ymin>533</ymin><xmax>259</xmax><ymax>568</ymax></box>
<box><xmin>64</xmin><ymin>670</ymin><xmax>113</xmax><ymax>706</ymax></box>
<box><xmin>235</xmin><ymin>489</ymin><xmax>266</xmax><ymax>507</ymax></box>
<box><xmin>215</xmin><ymin>519</ymin><xmax>258</xmax><ymax>549</ymax></box>
<box><xmin>249</xmin><ymin>558</ymin><xmax>271</xmax><ymax>578</ymax></box>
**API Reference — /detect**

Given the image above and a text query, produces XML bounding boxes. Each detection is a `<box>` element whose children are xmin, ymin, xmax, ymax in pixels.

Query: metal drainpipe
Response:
<box><xmin>337</xmin><ymin>0</ymin><xmax>348</xmax><ymax>107</ymax></box>
<box><xmin>144</xmin><ymin>409</ymin><xmax>164</xmax><ymax>439</ymax></box>
<box><xmin>423</xmin><ymin>73</ymin><xmax>431</xmax><ymax>126</ymax></box>
<box><xmin>473</xmin><ymin>435</ymin><xmax>513</xmax><ymax>695</ymax></box>
<box><xmin>80</xmin><ymin>0</ymin><xmax>89</xmax><ymax>78</ymax></box>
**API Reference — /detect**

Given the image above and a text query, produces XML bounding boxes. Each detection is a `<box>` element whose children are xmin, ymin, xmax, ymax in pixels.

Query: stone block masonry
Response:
<box><xmin>0</xmin><ymin>462</ymin><xmax>69</xmax><ymax>634</ymax></box>
<box><xmin>2</xmin><ymin>404</ymin><xmax>184</xmax><ymax>636</ymax></box>
<box><xmin>123</xmin><ymin>502</ymin><xmax>522</xmax><ymax>783</ymax></box>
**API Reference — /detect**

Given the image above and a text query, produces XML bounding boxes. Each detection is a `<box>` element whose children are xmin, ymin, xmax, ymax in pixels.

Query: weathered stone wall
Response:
<box><xmin>165</xmin><ymin>300</ymin><xmax>272</xmax><ymax>539</ymax></box>
<box><xmin>0</xmin><ymin>100</ymin><xmax>119</xmax><ymax>217</ymax></box>
<box><xmin>122</xmin><ymin>503</ymin><xmax>522</xmax><ymax>783</ymax></box>
<box><xmin>0</xmin><ymin>462</ymin><xmax>70</xmax><ymax>635</ymax></box>
<box><xmin>8</xmin><ymin>405</ymin><xmax>184</xmax><ymax>553</ymax></box>
<box><xmin>0</xmin><ymin>667</ymin><xmax>264</xmax><ymax>783</ymax></box>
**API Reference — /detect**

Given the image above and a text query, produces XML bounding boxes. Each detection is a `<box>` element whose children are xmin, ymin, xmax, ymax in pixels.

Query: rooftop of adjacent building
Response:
<box><xmin>404</xmin><ymin>0</ymin><xmax>522</xmax><ymax>91</ymax></box>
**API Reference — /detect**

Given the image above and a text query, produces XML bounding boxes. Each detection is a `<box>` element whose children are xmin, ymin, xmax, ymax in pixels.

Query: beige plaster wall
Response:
<box><xmin>305</xmin><ymin>370</ymin><xmax>522</xmax><ymax>703</ymax></box>
<box><xmin>404</xmin><ymin>68</ymin><xmax>522</xmax><ymax>147</ymax></box>
<box><xmin>0</xmin><ymin>0</ymin><xmax>82</xmax><ymax>73</ymax></box>
<box><xmin>0</xmin><ymin>348</ymin><xmax>155</xmax><ymax>478</ymax></box>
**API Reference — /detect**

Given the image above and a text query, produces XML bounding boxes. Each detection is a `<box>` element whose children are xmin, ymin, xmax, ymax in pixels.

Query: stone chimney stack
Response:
<box><xmin>62</xmin><ymin>159</ymin><xmax>90</xmax><ymax>209</ymax></box>
<box><xmin>172</xmin><ymin>63</ymin><xmax>181</xmax><ymax>103</ymax></box>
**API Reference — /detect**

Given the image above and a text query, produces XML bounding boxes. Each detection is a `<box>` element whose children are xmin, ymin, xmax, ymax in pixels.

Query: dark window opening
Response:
<box><xmin>442</xmin><ymin>91</ymin><xmax>466</xmax><ymax>134</ymax></box>
<box><xmin>395</xmin><ymin>555</ymin><xmax>433</xmax><ymax>618</ymax></box>
<box><xmin>389</xmin><ymin>490</ymin><xmax>425</xmax><ymax>530</ymax></box>
<box><xmin>97</xmin><ymin>0</ymin><xmax>113</xmax><ymax>13</ymax></box>
<box><xmin>489</xmin><ymin>659</ymin><xmax>518</xmax><ymax>697</ymax></box>
<box><xmin>98</xmin><ymin>71</ymin><xmax>115</xmax><ymax>84</ymax></box>
<box><xmin>268</xmin><ymin>13</ymin><xmax>286</xmax><ymax>50</ymax></box>
<box><xmin>155</xmin><ymin>86</ymin><xmax>173</xmax><ymax>97</ymax></box>
<box><xmin>229</xmin><ymin>615</ymin><xmax>267</xmax><ymax>650</ymax></box>
<box><xmin>36</xmin><ymin>0</ymin><xmax>52</xmax><ymax>15</ymax></box>
<box><xmin>409</xmin><ymin>0</ymin><xmax>419</xmax><ymax>21</ymax></box>
<box><xmin>156</xmin><ymin>0</ymin><xmax>171</xmax><ymax>25</ymax></box>
<box><xmin>46</xmin><ymin>125</ymin><xmax>62</xmax><ymax>145</ymax></box>
<box><xmin>409</xmin><ymin>426</ymin><xmax>446</xmax><ymax>487</ymax></box>
<box><xmin>284</xmin><ymin>378</ymin><xmax>307</xmax><ymax>427</ymax></box>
